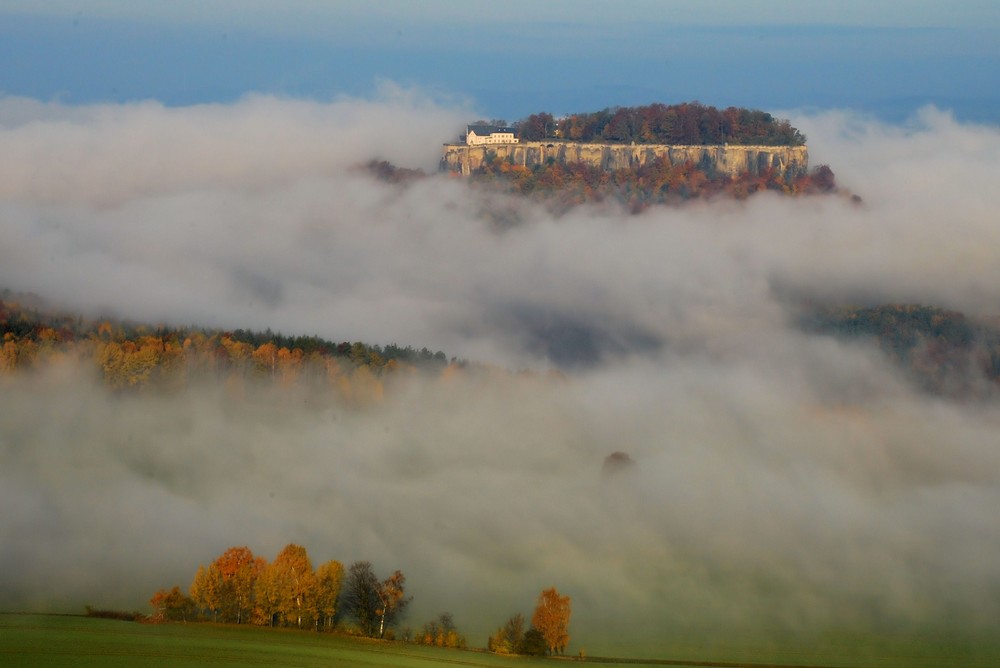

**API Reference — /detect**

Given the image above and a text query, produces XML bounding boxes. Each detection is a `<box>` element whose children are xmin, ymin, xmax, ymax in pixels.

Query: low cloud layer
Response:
<box><xmin>1</xmin><ymin>93</ymin><xmax>999</xmax><ymax>655</ymax></box>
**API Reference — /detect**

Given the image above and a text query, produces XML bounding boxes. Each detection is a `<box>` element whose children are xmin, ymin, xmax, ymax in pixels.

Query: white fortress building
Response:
<box><xmin>466</xmin><ymin>124</ymin><xmax>519</xmax><ymax>146</ymax></box>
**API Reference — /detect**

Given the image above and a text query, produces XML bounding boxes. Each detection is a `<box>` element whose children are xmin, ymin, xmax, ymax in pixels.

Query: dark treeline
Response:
<box><xmin>514</xmin><ymin>102</ymin><xmax>806</xmax><ymax>146</ymax></box>
<box><xmin>359</xmin><ymin>160</ymin><xmax>426</xmax><ymax>184</ymax></box>
<box><xmin>226</xmin><ymin>327</ymin><xmax>447</xmax><ymax>367</ymax></box>
<box><xmin>803</xmin><ymin>304</ymin><xmax>1000</xmax><ymax>395</ymax></box>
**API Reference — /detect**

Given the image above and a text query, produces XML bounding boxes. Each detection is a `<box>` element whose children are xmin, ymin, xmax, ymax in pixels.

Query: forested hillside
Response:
<box><xmin>0</xmin><ymin>291</ymin><xmax>449</xmax><ymax>399</ymax></box>
<box><xmin>513</xmin><ymin>102</ymin><xmax>806</xmax><ymax>146</ymax></box>
<box><xmin>804</xmin><ymin>304</ymin><xmax>1000</xmax><ymax>395</ymax></box>
<box><xmin>4</xmin><ymin>290</ymin><xmax>997</xmax><ymax>399</ymax></box>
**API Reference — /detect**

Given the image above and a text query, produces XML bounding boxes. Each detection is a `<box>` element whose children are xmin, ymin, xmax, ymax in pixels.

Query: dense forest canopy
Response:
<box><xmin>513</xmin><ymin>102</ymin><xmax>806</xmax><ymax>146</ymax></box>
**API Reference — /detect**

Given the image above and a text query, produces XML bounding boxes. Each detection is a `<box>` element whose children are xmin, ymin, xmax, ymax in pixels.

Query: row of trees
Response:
<box><xmin>513</xmin><ymin>102</ymin><xmax>806</xmax><ymax>146</ymax></box>
<box><xmin>414</xmin><ymin>612</ymin><xmax>466</xmax><ymax>648</ymax></box>
<box><xmin>488</xmin><ymin>587</ymin><xmax>572</xmax><ymax>656</ymax></box>
<box><xmin>149</xmin><ymin>545</ymin><xmax>577</xmax><ymax>654</ymax></box>
<box><xmin>149</xmin><ymin>545</ymin><xmax>411</xmax><ymax>637</ymax></box>
<box><xmin>0</xmin><ymin>294</ymin><xmax>451</xmax><ymax>397</ymax></box>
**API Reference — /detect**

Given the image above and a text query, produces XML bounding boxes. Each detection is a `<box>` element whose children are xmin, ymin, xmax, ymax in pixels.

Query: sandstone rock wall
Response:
<box><xmin>440</xmin><ymin>141</ymin><xmax>809</xmax><ymax>178</ymax></box>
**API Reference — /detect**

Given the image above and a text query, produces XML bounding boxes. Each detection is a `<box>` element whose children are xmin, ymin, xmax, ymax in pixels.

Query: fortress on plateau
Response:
<box><xmin>441</xmin><ymin>124</ymin><xmax>809</xmax><ymax>179</ymax></box>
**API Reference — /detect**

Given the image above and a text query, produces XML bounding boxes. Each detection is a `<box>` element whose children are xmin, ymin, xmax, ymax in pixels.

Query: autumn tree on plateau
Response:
<box><xmin>531</xmin><ymin>587</ymin><xmax>571</xmax><ymax>655</ymax></box>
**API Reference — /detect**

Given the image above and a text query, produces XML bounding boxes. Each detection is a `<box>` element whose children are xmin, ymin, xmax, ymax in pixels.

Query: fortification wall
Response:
<box><xmin>440</xmin><ymin>141</ymin><xmax>809</xmax><ymax>178</ymax></box>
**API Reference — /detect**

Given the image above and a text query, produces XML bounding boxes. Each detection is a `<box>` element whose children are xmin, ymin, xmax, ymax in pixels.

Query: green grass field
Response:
<box><xmin>0</xmin><ymin>614</ymin><xmax>558</xmax><ymax>668</ymax></box>
<box><xmin>2</xmin><ymin>614</ymin><xmax>999</xmax><ymax>667</ymax></box>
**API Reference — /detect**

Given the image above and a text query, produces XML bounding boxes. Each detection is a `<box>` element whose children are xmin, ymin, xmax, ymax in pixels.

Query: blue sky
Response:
<box><xmin>3</xmin><ymin>1</ymin><xmax>999</xmax><ymax>122</ymax></box>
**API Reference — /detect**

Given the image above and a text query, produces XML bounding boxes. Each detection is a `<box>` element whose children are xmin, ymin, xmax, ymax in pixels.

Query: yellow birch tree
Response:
<box><xmin>531</xmin><ymin>587</ymin><xmax>571</xmax><ymax>655</ymax></box>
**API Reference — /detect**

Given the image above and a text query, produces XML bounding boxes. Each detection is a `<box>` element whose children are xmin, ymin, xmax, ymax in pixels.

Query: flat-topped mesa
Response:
<box><xmin>440</xmin><ymin>141</ymin><xmax>809</xmax><ymax>178</ymax></box>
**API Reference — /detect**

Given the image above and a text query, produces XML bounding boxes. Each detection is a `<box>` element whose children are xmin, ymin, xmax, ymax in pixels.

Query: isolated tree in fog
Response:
<box><xmin>531</xmin><ymin>587</ymin><xmax>571</xmax><ymax>655</ymax></box>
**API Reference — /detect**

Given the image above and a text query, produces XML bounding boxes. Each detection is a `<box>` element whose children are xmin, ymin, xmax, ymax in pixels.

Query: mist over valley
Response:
<box><xmin>2</xmin><ymin>92</ymin><xmax>1000</xmax><ymax>656</ymax></box>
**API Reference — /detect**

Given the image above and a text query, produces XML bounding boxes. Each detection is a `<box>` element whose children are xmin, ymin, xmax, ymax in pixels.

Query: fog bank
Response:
<box><xmin>1</xmin><ymin>94</ymin><xmax>999</xmax><ymax>654</ymax></box>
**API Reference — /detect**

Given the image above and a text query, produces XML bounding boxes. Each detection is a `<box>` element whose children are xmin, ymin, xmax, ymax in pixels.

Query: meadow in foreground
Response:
<box><xmin>3</xmin><ymin>614</ymin><xmax>1000</xmax><ymax>668</ymax></box>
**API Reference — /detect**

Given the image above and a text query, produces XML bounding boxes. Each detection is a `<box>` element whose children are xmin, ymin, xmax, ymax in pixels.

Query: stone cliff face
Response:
<box><xmin>440</xmin><ymin>141</ymin><xmax>809</xmax><ymax>178</ymax></box>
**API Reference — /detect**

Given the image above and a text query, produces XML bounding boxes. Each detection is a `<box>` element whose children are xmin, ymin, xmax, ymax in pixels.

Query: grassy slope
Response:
<box><xmin>0</xmin><ymin>614</ymin><xmax>558</xmax><ymax>668</ymax></box>
<box><xmin>619</xmin><ymin>630</ymin><xmax>1000</xmax><ymax>668</ymax></box>
<box><xmin>3</xmin><ymin>615</ymin><xmax>1000</xmax><ymax>668</ymax></box>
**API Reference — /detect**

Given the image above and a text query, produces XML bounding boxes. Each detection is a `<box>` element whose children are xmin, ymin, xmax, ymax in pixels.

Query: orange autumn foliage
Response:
<box><xmin>531</xmin><ymin>587</ymin><xmax>571</xmax><ymax>655</ymax></box>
